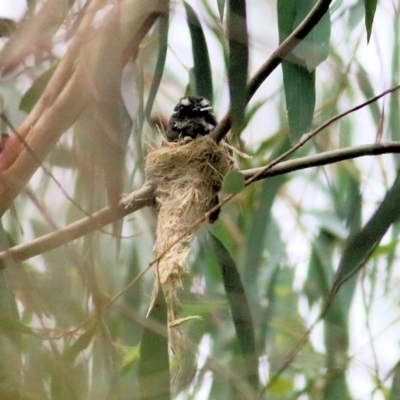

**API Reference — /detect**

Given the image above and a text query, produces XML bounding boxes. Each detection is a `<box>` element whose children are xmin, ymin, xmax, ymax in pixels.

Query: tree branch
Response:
<box><xmin>0</xmin><ymin>0</ymin><xmax>168</xmax><ymax>216</ymax></box>
<box><xmin>0</xmin><ymin>185</ymin><xmax>154</xmax><ymax>268</ymax></box>
<box><xmin>211</xmin><ymin>0</ymin><xmax>332</xmax><ymax>143</ymax></box>
<box><xmin>2</xmin><ymin>142</ymin><xmax>400</xmax><ymax>266</ymax></box>
<box><xmin>242</xmin><ymin>142</ymin><xmax>400</xmax><ymax>181</ymax></box>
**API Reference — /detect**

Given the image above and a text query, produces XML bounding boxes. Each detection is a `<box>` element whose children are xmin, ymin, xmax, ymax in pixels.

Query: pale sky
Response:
<box><xmin>0</xmin><ymin>1</ymin><xmax>25</xmax><ymax>20</ymax></box>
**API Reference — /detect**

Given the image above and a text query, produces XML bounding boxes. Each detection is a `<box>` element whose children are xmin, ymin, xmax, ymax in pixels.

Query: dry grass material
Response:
<box><xmin>145</xmin><ymin>135</ymin><xmax>232</xmax><ymax>352</ymax></box>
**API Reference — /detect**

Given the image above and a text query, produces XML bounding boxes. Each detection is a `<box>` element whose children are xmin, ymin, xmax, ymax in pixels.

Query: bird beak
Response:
<box><xmin>200</xmin><ymin>106</ymin><xmax>213</xmax><ymax>112</ymax></box>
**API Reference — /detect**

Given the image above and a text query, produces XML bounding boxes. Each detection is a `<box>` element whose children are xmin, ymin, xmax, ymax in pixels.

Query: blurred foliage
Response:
<box><xmin>0</xmin><ymin>0</ymin><xmax>399</xmax><ymax>399</ymax></box>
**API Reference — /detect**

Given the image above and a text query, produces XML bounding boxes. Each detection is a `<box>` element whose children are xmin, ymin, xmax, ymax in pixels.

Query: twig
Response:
<box><xmin>0</xmin><ymin>0</ymin><xmax>168</xmax><ymax>216</ymax></box>
<box><xmin>1</xmin><ymin>141</ymin><xmax>400</xmax><ymax>266</ymax></box>
<box><xmin>1</xmin><ymin>79</ymin><xmax>399</xmax><ymax>265</ymax></box>
<box><xmin>242</xmin><ymin>83</ymin><xmax>400</xmax><ymax>188</ymax></box>
<box><xmin>211</xmin><ymin>0</ymin><xmax>333</xmax><ymax>143</ymax></box>
<box><xmin>0</xmin><ymin>185</ymin><xmax>154</xmax><ymax>267</ymax></box>
<box><xmin>241</xmin><ymin>141</ymin><xmax>400</xmax><ymax>181</ymax></box>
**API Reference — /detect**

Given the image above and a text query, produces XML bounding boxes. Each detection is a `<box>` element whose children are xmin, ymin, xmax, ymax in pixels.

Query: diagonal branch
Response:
<box><xmin>242</xmin><ymin>142</ymin><xmax>400</xmax><ymax>181</ymax></box>
<box><xmin>0</xmin><ymin>185</ymin><xmax>154</xmax><ymax>268</ymax></box>
<box><xmin>0</xmin><ymin>0</ymin><xmax>168</xmax><ymax>216</ymax></box>
<box><xmin>2</xmin><ymin>142</ymin><xmax>400</xmax><ymax>266</ymax></box>
<box><xmin>210</xmin><ymin>0</ymin><xmax>332</xmax><ymax>143</ymax></box>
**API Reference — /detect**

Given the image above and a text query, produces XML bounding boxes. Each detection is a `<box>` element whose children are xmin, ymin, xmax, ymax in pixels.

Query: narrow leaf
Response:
<box><xmin>0</xmin><ymin>315</ymin><xmax>36</xmax><ymax>336</ymax></box>
<box><xmin>390</xmin><ymin>361</ymin><xmax>400</xmax><ymax>400</ymax></box>
<box><xmin>217</xmin><ymin>0</ymin><xmax>226</xmax><ymax>20</ymax></box>
<box><xmin>139</xmin><ymin>288</ymin><xmax>170</xmax><ymax>400</ymax></box>
<box><xmin>282</xmin><ymin>61</ymin><xmax>315</xmax><ymax>143</ymax></box>
<box><xmin>277</xmin><ymin>0</ymin><xmax>322</xmax><ymax>142</ymax></box>
<box><xmin>145</xmin><ymin>14</ymin><xmax>169</xmax><ymax>122</ymax></box>
<box><xmin>0</xmin><ymin>18</ymin><xmax>17</xmax><ymax>37</ymax></box>
<box><xmin>228</xmin><ymin>0</ymin><xmax>249</xmax><ymax>136</ymax></box>
<box><xmin>222</xmin><ymin>170</ymin><xmax>245</xmax><ymax>194</ymax></box>
<box><xmin>356</xmin><ymin>65</ymin><xmax>382</xmax><ymax>135</ymax></box>
<box><xmin>334</xmin><ymin>172</ymin><xmax>400</xmax><ymax>288</ymax></box>
<box><xmin>292</xmin><ymin>0</ymin><xmax>331</xmax><ymax>71</ymax></box>
<box><xmin>210</xmin><ymin>232</ymin><xmax>259</xmax><ymax>390</ymax></box>
<box><xmin>119</xmin><ymin>345</ymin><xmax>141</xmax><ymax>375</ymax></box>
<box><xmin>183</xmin><ymin>2</ymin><xmax>213</xmax><ymax>103</ymax></box>
<box><xmin>364</xmin><ymin>0</ymin><xmax>378</xmax><ymax>43</ymax></box>
<box><xmin>19</xmin><ymin>64</ymin><xmax>58</xmax><ymax>113</ymax></box>
<box><xmin>305</xmin><ymin>230</ymin><xmax>335</xmax><ymax>306</ymax></box>
<box><xmin>63</xmin><ymin>325</ymin><xmax>96</xmax><ymax>364</ymax></box>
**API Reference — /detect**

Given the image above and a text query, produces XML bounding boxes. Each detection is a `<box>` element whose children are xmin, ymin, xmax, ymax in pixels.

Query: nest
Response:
<box><xmin>145</xmin><ymin>135</ymin><xmax>232</xmax><ymax>351</ymax></box>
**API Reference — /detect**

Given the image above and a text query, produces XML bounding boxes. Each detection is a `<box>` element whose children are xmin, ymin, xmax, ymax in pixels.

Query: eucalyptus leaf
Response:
<box><xmin>221</xmin><ymin>170</ymin><xmax>245</xmax><ymax>194</ymax></box>
<box><xmin>0</xmin><ymin>315</ymin><xmax>36</xmax><ymax>336</ymax></box>
<box><xmin>364</xmin><ymin>0</ymin><xmax>378</xmax><ymax>43</ymax></box>
<box><xmin>139</xmin><ymin>289</ymin><xmax>170</xmax><ymax>400</ymax></box>
<box><xmin>184</xmin><ymin>1</ymin><xmax>213</xmax><ymax>102</ymax></box>
<box><xmin>210</xmin><ymin>232</ymin><xmax>258</xmax><ymax>390</ymax></box>
<box><xmin>390</xmin><ymin>361</ymin><xmax>400</xmax><ymax>400</ymax></box>
<box><xmin>217</xmin><ymin>0</ymin><xmax>226</xmax><ymax>20</ymax></box>
<box><xmin>0</xmin><ymin>18</ymin><xmax>16</xmax><ymax>38</ymax></box>
<box><xmin>228</xmin><ymin>0</ymin><xmax>249</xmax><ymax>136</ymax></box>
<box><xmin>20</xmin><ymin>65</ymin><xmax>58</xmax><ymax>114</ymax></box>
<box><xmin>282</xmin><ymin>61</ymin><xmax>315</xmax><ymax>142</ymax></box>
<box><xmin>334</xmin><ymin>172</ymin><xmax>400</xmax><ymax>290</ymax></box>
<box><xmin>292</xmin><ymin>0</ymin><xmax>331</xmax><ymax>71</ymax></box>
<box><xmin>277</xmin><ymin>0</ymin><xmax>324</xmax><ymax>142</ymax></box>
<box><xmin>63</xmin><ymin>325</ymin><xmax>96</xmax><ymax>364</ymax></box>
<box><xmin>145</xmin><ymin>14</ymin><xmax>169</xmax><ymax>122</ymax></box>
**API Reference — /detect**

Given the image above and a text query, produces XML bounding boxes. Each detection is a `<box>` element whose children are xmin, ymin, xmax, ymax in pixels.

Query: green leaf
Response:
<box><xmin>0</xmin><ymin>226</ymin><xmax>24</xmax><ymax>395</ymax></box>
<box><xmin>348</xmin><ymin>1</ymin><xmax>365</xmax><ymax>31</ymax></box>
<box><xmin>0</xmin><ymin>315</ymin><xmax>36</xmax><ymax>336</ymax></box>
<box><xmin>282</xmin><ymin>61</ymin><xmax>315</xmax><ymax>143</ymax></box>
<box><xmin>277</xmin><ymin>0</ymin><xmax>324</xmax><ymax>142</ymax></box>
<box><xmin>364</xmin><ymin>0</ymin><xmax>377</xmax><ymax>43</ymax></box>
<box><xmin>228</xmin><ymin>0</ymin><xmax>249</xmax><ymax>136</ymax></box>
<box><xmin>221</xmin><ymin>170</ymin><xmax>245</xmax><ymax>194</ymax></box>
<box><xmin>331</xmin><ymin>0</ymin><xmax>343</xmax><ymax>14</ymax></box>
<box><xmin>26</xmin><ymin>0</ymin><xmax>37</xmax><ymax>13</ymax></box>
<box><xmin>322</xmin><ymin>373</ymin><xmax>351</xmax><ymax>400</ymax></box>
<box><xmin>334</xmin><ymin>172</ymin><xmax>400</xmax><ymax>290</ymax></box>
<box><xmin>119</xmin><ymin>345</ymin><xmax>141</xmax><ymax>375</ymax></box>
<box><xmin>356</xmin><ymin>64</ymin><xmax>382</xmax><ymax>132</ymax></box>
<box><xmin>210</xmin><ymin>232</ymin><xmax>259</xmax><ymax>390</ymax></box>
<box><xmin>388</xmin><ymin>20</ymin><xmax>400</xmax><ymax>158</ymax></box>
<box><xmin>19</xmin><ymin>65</ymin><xmax>58</xmax><ymax>113</ymax></box>
<box><xmin>217</xmin><ymin>0</ymin><xmax>226</xmax><ymax>20</ymax></box>
<box><xmin>390</xmin><ymin>361</ymin><xmax>400</xmax><ymax>400</ymax></box>
<box><xmin>139</xmin><ymin>288</ymin><xmax>170</xmax><ymax>400</ymax></box>
<box><xmin>305</xmin><ymin>230</ymin><xmax>335</xmax><ymax>306</ymax></box>
<box><xmin>63</xmin><ymin>325</ymin><xmax>96</xmax><ymax>364</ymax></box>
<box><xmin>292</xmin><ymin>0</ymin><xmax>331</xmax><ymax>71</ymax></box>
<box><xmin>145</xmin><ymin>14</ymin><xmax>169</xmax><ymax>123</ymax></box>
<box><xmin>183</xmin><ymin>1</ymin><xmax>213</xmax><ymax>103</ymax></box>
<box><xmin>0</xmin><ymin>18</ymin><xmax>17</xmax><ymax>38</ymax></box>
<box><xmin>88</xmin><ymin>323</ymin><xmax>115</xmax><ymax>399</ymax></box>
<box><xmin>243</xmin><ymin>176</ymin><xmax>284</xmax><ymax>293</ymax></box>
<box><xmin>305</xmin><ymin>210</ymin><xmax>348</xmax><ymax>238</ymax></box>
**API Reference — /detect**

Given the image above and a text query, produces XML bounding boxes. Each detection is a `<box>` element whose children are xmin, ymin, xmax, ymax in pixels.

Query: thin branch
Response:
<box><xmin>0</xmin><ymin>0</ymin><xmax>168</xmax><ymax>216</ymax></box>
<box><xmin>211</xmin><ymin>0</ymin><xmax>332</xmax><ymax>143</ymax></box>
<box><xmin>2</xmin><ymin>142</ymin><xmax>400</xmax><ymax>266</ymax></box>
<box><xmin>242</xmin><ymin>142</ymin><xmax>400</xmax><ymax>181</ymax></box>
<box><xmin>242</xmin><ymin>83</ymin><xmax>400</xmax><ymax>188</ymax></box>
<box><xmin>0</xmin><ymin>185</ymin><xmax>154</xmax><ymax>268</ymax></box>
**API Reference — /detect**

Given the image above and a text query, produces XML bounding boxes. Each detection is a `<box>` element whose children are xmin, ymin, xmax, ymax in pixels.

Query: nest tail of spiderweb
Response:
<box><xmin>145</xmin><ymin>135</ymin><xmax>232</xmax><ymax>356</ymax></box>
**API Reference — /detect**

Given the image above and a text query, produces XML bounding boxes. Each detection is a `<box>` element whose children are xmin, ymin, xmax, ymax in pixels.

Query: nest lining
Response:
<box><xmin>145</xmin><ymin>135</ymin><xmax>232</xmax><ymax>326</ymax></box>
